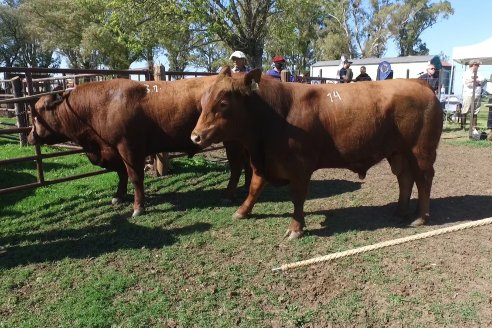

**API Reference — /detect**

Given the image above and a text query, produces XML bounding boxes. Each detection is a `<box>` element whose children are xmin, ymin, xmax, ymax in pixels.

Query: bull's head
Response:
<box><xmin>28</xmin><ymin>90</ymin><xmax>71</xmax><ymax>145</ymax></box>
<box><xmin>191</xmin><ymin>66</ymin><xmax>262</xmax><ymax>148</ymax></box>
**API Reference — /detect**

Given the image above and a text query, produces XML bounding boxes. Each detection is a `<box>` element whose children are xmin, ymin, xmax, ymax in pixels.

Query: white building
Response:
<box><xmin>311</xmin><ymin>55</ymin><xmax>453</xmax><ymax>93</ymax></box>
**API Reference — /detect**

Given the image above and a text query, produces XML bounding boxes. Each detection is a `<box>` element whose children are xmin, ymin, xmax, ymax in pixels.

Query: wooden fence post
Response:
<box><xmin>11</xmin><ymin>76</ymin><xmax>28</xmax><ymax>146</ymax></box>
<box><xmin>152</xmin><ymin>64</ymin><xmax>170</xmax><ymax>176</ymax></box>
<box><xmin>281</xmin><ymin>69</ymin><xmax>291</xmax><ymax>83</ymax></box>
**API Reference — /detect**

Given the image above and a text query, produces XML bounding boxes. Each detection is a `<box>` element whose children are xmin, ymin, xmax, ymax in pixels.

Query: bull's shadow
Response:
<box><xmin>146</xmin><ymin>157</ymin><xmax>363</xmax><ymax>213</ymax></box>
<box><xmin>0</xmin><ymin>214</ymin><xmax>211</xmax><ymax>269</ymax></box>
<box><xmin>307</xmin><ymin>195</ymin><xmax>492</xmax><ymax>237</ymax></box>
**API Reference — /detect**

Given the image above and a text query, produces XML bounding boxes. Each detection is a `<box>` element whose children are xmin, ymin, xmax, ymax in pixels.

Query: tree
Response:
<box><xmin>188</xmin><ymin>0</ymin><xmax>276</xmax><ymax>68</ymax></box>
<box><xmin>349</xmin><ymin>0</ymin><xmax>397</xmax><ymax>58</ymax></box>
<box><xmin>315</xmin><ymin>0</ymin><xmax>354</xmax><ymax>61</ymax></box>
<box><xmin>22</xmin><ymin>0</ymin><xmax>107</xmax><ymax>68</ymax></box>
<box><xmin>188</xmin><ymin>40</ymin><xmax>229</xmax><ymax>73</ymax></box>
<box><xmin>0</xmin><ymin>3</ymin><xmax>23</xmax><ymax>66</ymax></box>
<box><xmin>316</xmin><ymin>0</ymin><xmax>397</xmax><ymax>61</ymax></box>
<box><xmin>1</xmin><ymin>1</ymin><xmax>58</xmax><ymax>68</ymax></box>
<box><xmin>265</xmin><ymin>0</ymin><xmax>326</xmax><ymax>74</ymax></box>
<box><xmin>390</xmin><ymin>0</ymin><xmax>453</xmax><ymax>56</ymax></box>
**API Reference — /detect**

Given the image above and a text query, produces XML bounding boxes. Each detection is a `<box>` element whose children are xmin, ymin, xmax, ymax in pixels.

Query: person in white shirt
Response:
<box><xmin>461</xmin><ymin>58</ymin><xmax>485</xmax><ymax>130</ymax></box>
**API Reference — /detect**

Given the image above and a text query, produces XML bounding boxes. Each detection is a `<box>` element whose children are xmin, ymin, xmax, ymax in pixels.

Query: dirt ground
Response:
<box><xmin>289</xmin><ymin>139</ymin><xmax>492</xmax><ymax>325</ymax></box>
<box><xmin>205</xmin><ymin>137</ymin><xmax>492</xmax><ymax>326</ymax></box>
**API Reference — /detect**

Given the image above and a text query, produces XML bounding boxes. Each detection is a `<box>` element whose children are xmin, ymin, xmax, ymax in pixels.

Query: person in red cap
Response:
<box><xmin>266</xmin><ymin>55</ymin><xmax>286</xmax><ymax>80</ymax></box>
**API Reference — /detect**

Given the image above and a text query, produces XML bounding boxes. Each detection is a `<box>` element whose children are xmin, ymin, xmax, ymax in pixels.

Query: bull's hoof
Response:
<box><xmin>232</xmin><ymin>211</ymin><xmax>248</xmax><ymax>220</ymax></box>
<box><xmin>111</xmin><ymin>197</ymin><xmax>124</xmax><ymax>205</ymax></box>
<box><xmin>283</xmin><ymin>230</ymin><xmax>304</xmax><ymax>240</ymax></box>
<box><xmin>410</xmin><ymin>217</ymin><xmax>426</xmax><ymax>227</ymax></box>
<box><xmin>132</xmin><ymin>208</ymin><xmax>145</xmax><ymax>217</ymax></box>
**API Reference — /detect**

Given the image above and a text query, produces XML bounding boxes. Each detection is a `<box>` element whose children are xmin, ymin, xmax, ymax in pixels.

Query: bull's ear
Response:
<box><xmin>219</xmin><ymin>66</ymin><xmax>232</xmax><ymax>77</ymax></box>
<box><xmin>244</xmin><ymin>68</ymin><xmax>262</xmax><ymax>91</ymax></box>
<box><xmin>62</xmin><ymin>88</ymin><xmax>72</xmax><ymax>98</ymax></box>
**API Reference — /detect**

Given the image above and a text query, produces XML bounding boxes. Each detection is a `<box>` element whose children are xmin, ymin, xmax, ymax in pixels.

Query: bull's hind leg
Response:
<box><xmin>411</xmin><ymin>160</ymin><xmax>435</xmax><ymax>227</ymax></box>
<box><xmin>233</xmin><ymin>171</ymin><xmax>265</xmax><ymax>219</ymax></box>
<box><xmin>388</xmin><ymin>153</ymin><xmax>414</xmax><ymax>220</ymax></box>
<box><xmin>112</xmin><ymin>170</ymin><xmax>129</xmax><ymax>205</ymax></box>
<box><xmin>284</xmin><ymin>177</ymin><xmax>310</xmax><ymax>240</ymax></box>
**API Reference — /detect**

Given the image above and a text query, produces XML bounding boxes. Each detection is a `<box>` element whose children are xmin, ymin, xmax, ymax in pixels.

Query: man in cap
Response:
<box><xmin>266</xmin><ymin>55</ymin><xmax>287</xmax><ymax>80</ymax></box>
<box><xmin>339</xmin><ymin>60</ymin><xmax>353</xmax><ymax>83</ymax></box>
<box><xmin>461</xmin><ymin>58</ymin><xmax>485</xmax><ymax>130</ymax></box>
<box><xmin>229</xmin><ymin>51</ymin><xmax>250</xmax><ymax>73</ymax></box>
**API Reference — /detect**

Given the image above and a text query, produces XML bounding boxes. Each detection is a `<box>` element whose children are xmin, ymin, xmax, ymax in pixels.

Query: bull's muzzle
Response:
<box><xmin>190</xmin><ymin>131</ymin><xmax>203</xmax><ymax>145</ymax></box>
<box><xmin>27</xmin><ymin>128</ymin><xmax>37</xmax><ymax>145</ymax></box>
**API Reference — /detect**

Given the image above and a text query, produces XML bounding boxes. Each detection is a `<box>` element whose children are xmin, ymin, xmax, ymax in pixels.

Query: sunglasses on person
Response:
<box><xmin>429</xmin><ymin>68</ymin><xmax>436</xmax><ymax>70</ymax></box>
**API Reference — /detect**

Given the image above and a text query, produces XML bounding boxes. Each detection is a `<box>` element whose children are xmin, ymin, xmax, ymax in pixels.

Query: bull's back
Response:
<box><xmin>282</xmin><ymin>79</ymin><xmax>442</xmax><ymax>168</ymax></box>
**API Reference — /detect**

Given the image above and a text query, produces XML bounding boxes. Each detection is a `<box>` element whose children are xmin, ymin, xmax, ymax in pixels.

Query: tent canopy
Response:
<box><xmin>452</xmin><ymin>37</ymin><xmax>492</xmax><ymax>65</ymax></box>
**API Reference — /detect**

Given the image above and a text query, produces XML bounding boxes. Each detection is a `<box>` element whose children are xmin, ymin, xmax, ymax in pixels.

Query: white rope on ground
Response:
<box><xmin>272</xmin><ymin>217</ymin><xmax>492</xmax><ymax>273</ymax></box>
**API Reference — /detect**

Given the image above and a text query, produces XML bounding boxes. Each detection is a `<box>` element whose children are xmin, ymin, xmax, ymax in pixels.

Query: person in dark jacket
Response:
<box><xmin>354</xmin><ymin>66</ymin><xmax>372</xmax><ymax>82</ymax></box>
<box><xmin>418</xmin><ymin>64</ymin><xmax>439</xmax><ymax>94</ymax></box>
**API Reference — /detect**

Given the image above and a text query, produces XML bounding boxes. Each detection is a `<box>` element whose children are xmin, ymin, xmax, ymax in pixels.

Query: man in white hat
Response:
<box><xmin>229</xmin><ymin>51</ymin><xmax>250</xmax><ymax>73</ymax></box>
<box><xmin>461</xmin><ymin>58</ymin><xmax>485</xmax><ymax>130</ymax></box>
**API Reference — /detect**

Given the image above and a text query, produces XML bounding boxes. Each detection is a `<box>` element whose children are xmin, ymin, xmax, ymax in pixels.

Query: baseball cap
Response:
<box><xmin>229</xmin><ymin>51</ymin><xmax>247</xmax><ymax>60</ymax></box>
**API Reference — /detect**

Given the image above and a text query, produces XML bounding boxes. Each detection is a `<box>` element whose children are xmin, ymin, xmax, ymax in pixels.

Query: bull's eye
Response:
<box><xmin>216</xmin><ymin>99</ymin><xmax>229</xmax><ymax>114</ymax></box>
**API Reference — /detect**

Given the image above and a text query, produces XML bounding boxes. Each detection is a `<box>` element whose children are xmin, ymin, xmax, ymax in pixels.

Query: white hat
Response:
<box><xmin>229</xmin><ymin>51</ymin><xmax>246</xmax><ymax>60</ymax></box>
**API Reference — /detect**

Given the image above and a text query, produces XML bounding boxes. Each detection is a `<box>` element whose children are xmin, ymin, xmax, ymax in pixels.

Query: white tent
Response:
<box><xmin>452</xmin><ymin>37</ymin><xmax>492</xmax><ymax>65</ymax></box>
<box><xmin>448</xmin><ymin>37</ymin><xmax>492</xmax><ymax>134</ymax></box>
<box><xmin>448</xmin><ymin>37</ymin><xmax>492</xmax><ymax>96</ymax></box>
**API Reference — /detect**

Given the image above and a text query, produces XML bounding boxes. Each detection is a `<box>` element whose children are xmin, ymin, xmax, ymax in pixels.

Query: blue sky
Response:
<box><xmin>386</xmin><ymin>0</ymin><xmax>492</xmax><ymax>94</ymax></box>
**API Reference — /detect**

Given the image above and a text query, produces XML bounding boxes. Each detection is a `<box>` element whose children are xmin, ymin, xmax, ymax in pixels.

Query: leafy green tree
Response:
<box><xmin>188</xmin><ymin>0</ymin><xmax>276</xmax><ymax>68</ymax></box>
<box><xmin>316</xmin><ymin>0</ymin><xmax>396</xmax><ymax>60</ymax></box>
<box><xmin>315</xmin><ymin>0</ymin><xmax>354</xmax><ymax>61</ymax></box>
<box><xmin>22</xmin><ymin>0</ymin><xmax>107</xmax><ymax>68</ymax></box>
<box><xmin>189</xmin><ymin>40</ymin><xmax>229</xmax><ymax>72</ymax></box>
<box><xmin>265</xmin><ymin>0</ymin><xmax>326</xmax><ymax>74</ymax></box>
<box><xmin>349</xmin><ymin>0</ymin><xmax>397</xmax><ymax>58</ymax></box>
<box><xmin>0</xmin><ymin>3</ymin><xmax>23</xmax><ymax>66</ymax></box>
<box><xmin>1</xmin><ymin>1</ymin><xmax>58</xmax><ymax>67</ymax></box>
<box><xmin>390</xmin><ymin>0</ymin><xmax>453</xmax><ymax>56</ymax></box>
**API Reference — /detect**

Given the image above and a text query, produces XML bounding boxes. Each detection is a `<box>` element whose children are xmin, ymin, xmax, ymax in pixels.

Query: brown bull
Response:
<box><xmin>191</xmin><ymin>67</ymin><xmax>443</xmax><ymax>239</ymax></box>
<box><xmin>28</xmin><ymin>78</ymin><xmax>250</xmax><ymax>216</ymax></box>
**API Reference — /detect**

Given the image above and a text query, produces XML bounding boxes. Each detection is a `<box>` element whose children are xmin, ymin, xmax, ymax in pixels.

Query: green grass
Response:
<box><xmin>1</xmin><ymin>125</ymin><xmax>492</xmax><ymax>326</ymax></box>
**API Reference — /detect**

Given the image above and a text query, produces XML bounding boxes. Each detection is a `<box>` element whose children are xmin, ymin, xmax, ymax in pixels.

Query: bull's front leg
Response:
<box><xmin>128</xmin><ymin>166</ymin><xmax>145</xmax><ymax>217</ymax></box>
<box><xmin>222</xmin><ymin>142</ymin><xmax>244</xmax><ymax>202</ymax></box>
<box><xmin>233</xmin><ymin>171</ymin><xmax>265</xmax><ymax>219</ymax></box>
<box><xmin>222</xmin><ymin>141</ymin><xmax>251</xmax><ymax>202</ymax></box>
<box><xmin>118</xmin><ymin>144</ymin><xmax>146</xmax><ymax>217</ymax></box>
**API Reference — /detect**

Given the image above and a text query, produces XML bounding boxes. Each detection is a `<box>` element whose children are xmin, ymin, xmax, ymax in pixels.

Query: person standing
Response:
<box><xmin>229</xmin><ymin>51</ymin><xmax>250</xmax><ymax>73</ymax></box>
<box><xmin>418</xmin><ymin>64</ymin><xmax>439</xmax><ymax>94</ymax></box>
<box><xmin>339</xmin><ymin>60</ymin><xmax>353</xmax><ymax>83</ymax></box>
<box><xmin>354</xmin><ymin>66</ymin><xmax>372</xmax><ymax>82</ymax></box>
<box><xmin>266</xmin><ymin>56</ymin><xmax>287</xmax><ymax>80</ymax></box>
<box><xmin>461</xmin><ymin>59</ymin><xmax>484</xmax><ymax>130</ymax></box>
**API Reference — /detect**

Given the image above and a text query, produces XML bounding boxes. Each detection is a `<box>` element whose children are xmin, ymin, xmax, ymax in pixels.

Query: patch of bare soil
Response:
<box><xmin>207</xmin><ymin>140</ymin><xmax>492</xmax><ymax>326</ymax></box>
<box><xmin>290</xmin><ymin>141</ymin><xmax>492</xmax><ymax>326</ymax></box>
